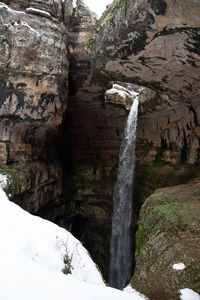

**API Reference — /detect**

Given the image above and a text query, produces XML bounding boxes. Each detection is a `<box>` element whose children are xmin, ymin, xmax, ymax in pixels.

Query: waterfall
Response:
<box><xmin>109</xmin><ymin>95</ymin><xmax>139</xmax><ymax>289</ymax></box>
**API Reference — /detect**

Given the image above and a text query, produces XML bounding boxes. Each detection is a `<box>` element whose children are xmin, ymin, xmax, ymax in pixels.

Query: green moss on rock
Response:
<box><xmin>132</xmin><ymin>181</ymin><xmax>200</xmax><ymax>298</ymax></box>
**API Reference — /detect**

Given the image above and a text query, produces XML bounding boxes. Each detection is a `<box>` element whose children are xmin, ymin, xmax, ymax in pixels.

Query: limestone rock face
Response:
<box><xmin>67</xmin><ymin>84</ymin><xmax>128</xmax><ymax>278</ymax></box>
<box><xmin>93</xmin><ymin>0</ymin><xmax>200</xmax><ymax>101</ymax></box>
<box><xmin>0</xmin><ymin>2</ymin><xmax>71</xmax><ymax>222</ymax></box>
<box><xmin>69</xmin><ymin>2</ymin><xmax>97</xmax><ymax>92</ymax></box>
<box><xmin>131</xmin><ymin>180</ymin><xmax>200</xmax><ymax>299</ymax></box>
<box><xmin>1</xmin><ymin>0</ymin><xmax>73</xmax><ymax>24</ymax></box>
<box><xmin>0</xmin><ymin>0</ymin><xmax>199</xmax><ymax>285</ymax></box>
<box><xmin>137</xmin><ymin>95</ymin><xmax>200</xmax><ymax>165</ymax></box>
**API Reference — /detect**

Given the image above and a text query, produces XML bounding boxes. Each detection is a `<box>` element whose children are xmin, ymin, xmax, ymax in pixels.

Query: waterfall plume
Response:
<box><xmin>109</xmin><ymin>94</ymin><xmax>139</xmax><ymax>289</ymax></box>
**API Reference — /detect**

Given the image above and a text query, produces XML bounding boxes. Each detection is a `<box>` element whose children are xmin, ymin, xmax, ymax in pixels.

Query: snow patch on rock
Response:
<box><xmin>173</xmin><ymin>263</ymin><xmax>185</xmax><ymax>270</ymax></box>
<box><xmin>180</xmin><ymin>288</ymin><xmax>200</xmax><ymax>300</ymax></box>
<box><xmin>26</xmin><ymin>7</ymin><xmax>52</xmax><ymax>19</ymax></box>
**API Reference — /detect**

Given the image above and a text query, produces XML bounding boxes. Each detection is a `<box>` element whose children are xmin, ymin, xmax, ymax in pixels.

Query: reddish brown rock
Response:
<box><xmin>93</xmin><ymin>0</ymin><xmax>200</xmax><ymax>101</ymax></box>
<box><xmin>0</xmin><ymin>2</ymin><xmax>71</xmax><ymax>224</ymax></box>
<box><xmin>137</xmin><ymin>95</ymin><xmax>200</xmax><ymax>164</ymax></box>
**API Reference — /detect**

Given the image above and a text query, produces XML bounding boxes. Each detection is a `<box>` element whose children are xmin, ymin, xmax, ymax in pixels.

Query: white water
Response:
<box><xmin>109</xmin><ymin>96</ymin><xmax>139</xmax><ymax>289</ymax></box>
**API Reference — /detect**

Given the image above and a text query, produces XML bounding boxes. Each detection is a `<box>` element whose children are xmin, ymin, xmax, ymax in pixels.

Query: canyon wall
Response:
<box><xmin>67</xmin><ymin>0</ymin><xmax>200</xmax><ymax>279</ymax></box>
<box><xmin>0</xmin><ymin>1</ymin><xmax>72</xmax><ymax>223</ymax></box>
<box><xmin>0</xmin><ymin>0</ymin><xmax>199</xmax><ymax>287</ymax></box>
<box><xmin>93</xmin><ymin>0</ymin><xmax>200</xmax><ymax>100</ymax></box>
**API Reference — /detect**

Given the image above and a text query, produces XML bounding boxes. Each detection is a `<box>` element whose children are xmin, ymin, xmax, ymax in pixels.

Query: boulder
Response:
<box><xmin>131</xmin><ymin>180</ymin><xmax>200</xmax><ymax>299</ymax></box>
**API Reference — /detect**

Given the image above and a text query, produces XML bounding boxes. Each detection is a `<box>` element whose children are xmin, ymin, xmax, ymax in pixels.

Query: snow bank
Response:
<box><xmin>124</xmin><ymin>285</ymin><xmax>148</xmax><ymax>299</ymax></box>
<box><xmin>0</xmin><ymin>187</ymin><xmax>145</xmax><ymax>300</ymax></box>
<box><xmin>180</xmin><ymin>288</ymin><xmax>200</xmax><ymax>300</ymax></box>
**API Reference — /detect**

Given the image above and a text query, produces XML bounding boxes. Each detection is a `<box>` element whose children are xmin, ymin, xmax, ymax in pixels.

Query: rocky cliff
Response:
<box><xmin>0</xmin><ymin>0</ymin><xmax>199</xmax><ymax>291</ymax></box>
<box><xmin>93</xmin><ymin>0</ymin><xmax>200</xmax><ymax>101</ymax></box>
<box><xmin>0</xmin><ymin>1</ymin><xmax>72</xmax><ymax>222</ymax></box>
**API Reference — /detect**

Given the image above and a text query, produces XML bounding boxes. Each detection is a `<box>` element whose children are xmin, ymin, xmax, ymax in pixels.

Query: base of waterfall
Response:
<box><xmin>0</xmin><ymin>182</ymin><xmax>145</xmax><ymax>300</ymax></box>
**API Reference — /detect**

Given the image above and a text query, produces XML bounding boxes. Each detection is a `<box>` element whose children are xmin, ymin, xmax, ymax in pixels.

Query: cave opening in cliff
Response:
<box><xmin>66</xmin><ymin>74</ymin><xmax>145</xmax><ymax>283</ymax></box>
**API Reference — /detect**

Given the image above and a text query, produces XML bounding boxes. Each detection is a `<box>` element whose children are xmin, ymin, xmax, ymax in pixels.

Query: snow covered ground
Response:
<box><xmin>0</xmin><ymin>175</ymin><xmax>199</xmax><ymax>300</ymax></box>
<box><xmin>180</xmin><ymin>289</ymin><xmax>200</xmax><ymax>300</ymax></box>
<box><xmin>0</xmin><ymin>177</ymin><xmax>145</xmax><ymax>300</ymax></box>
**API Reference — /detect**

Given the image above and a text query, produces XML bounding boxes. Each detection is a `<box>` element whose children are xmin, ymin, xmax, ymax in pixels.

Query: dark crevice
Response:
<box><xmin>189</xmin><ymin>105</ymin><xmax>199</xmax><ymax>127</ymax></box>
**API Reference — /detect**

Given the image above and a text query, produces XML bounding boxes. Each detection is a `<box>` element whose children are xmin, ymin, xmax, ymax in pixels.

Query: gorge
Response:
<box><xmin>0</xmin><ymin>0</ymin><xmax>199</xmax><ymax>299</ymax></box>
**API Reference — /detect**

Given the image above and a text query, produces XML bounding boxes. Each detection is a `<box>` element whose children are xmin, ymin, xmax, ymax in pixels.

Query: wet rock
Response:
<box><xmin>136</xmin><ymin>95</ymin><xmax>200</xmax><ymax>164</ymax></box>
<box><xmin>105</xmin><ymin>83</ymin><xmax>142</xmax><ymax>110</ymax></box>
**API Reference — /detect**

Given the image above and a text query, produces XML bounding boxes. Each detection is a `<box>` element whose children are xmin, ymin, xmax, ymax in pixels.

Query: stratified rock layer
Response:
<box><xmin>0</xmin><ymin>0</ymin><xmax>199</xmax><ymax>287</ymax></box>
<box><xmin>1</xmin><ymin>0</ymin><xmax>73</xmax><ymax>23</ymax></box>
<box><xmin>93</xmin><ymin>0</ymin><xmax>200</xmax><ymax>101</ymax></box>
<box><xmin>0</xmin><ymin>2</ymin><xmax>71</xmax><ymax>221</ymax></box>
<box><xmin>137</xmin><ymin>95</ymin><xmax>200</xmax><ymax>165</ymax></box>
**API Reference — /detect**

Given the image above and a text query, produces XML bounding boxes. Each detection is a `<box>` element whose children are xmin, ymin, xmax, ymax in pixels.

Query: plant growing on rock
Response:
<box><xmin>1</xmin><ymin>36</ymin><xmax>7</xmax><ymax>42</ymax></box>
<box><xmin>106</xmin><ymin>14</ymin><xmax>114</xmax><ymax>24</ymax></box>
<box><xmin>111</xmin><ymin>0</ymin><xmax>125</xmax><ymax>12</ymax></box>
<box><xmin>86</xmin><ymin>38</ymin><xmax>95</xmax><ymax>49</ymax></box>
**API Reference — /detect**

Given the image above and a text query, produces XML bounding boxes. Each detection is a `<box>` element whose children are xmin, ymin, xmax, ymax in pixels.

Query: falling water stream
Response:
<box><xmin>109</xmin><ymin>94</ymin><xmax>139</xmax><ymax>289</ymax></box>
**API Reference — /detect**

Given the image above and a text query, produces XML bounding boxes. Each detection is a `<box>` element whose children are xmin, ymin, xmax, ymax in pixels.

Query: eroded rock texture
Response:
<box><xmin>137</xmin><ymin>96</ymin><xmax>200</xmax><ymax>165</ymax></box>
<box><xmin>0</xmin><ymin>2</ymin><xmax>72</xmax><ymax>222</ymax></box>
<box><xmin>66</xmin><ymin>3</ymin><xmax>126</xmax><ymax>277</ymax></box>
<box><xmin>0</xmin><ymin>0</ymin><xmax>199</xmax><ymax>289</ymax></box>
<box><xmin>93</xmin><ymin>0</ymin><xmax>200</xmax><ymax>101</ymax></box>
<box><xmin>66</xmin><ymin>0</ymin><xmax>200</xmax><ymax>278</ymax></box>
<box><xmin>1</xmin><ymin>0</ymin><xmax>73</xmax><ymax>23</ymax></box>
<box><xmin>67</xmin><ymin>84</ymin><xmax>128</xmax><ymax>276</ymax></box>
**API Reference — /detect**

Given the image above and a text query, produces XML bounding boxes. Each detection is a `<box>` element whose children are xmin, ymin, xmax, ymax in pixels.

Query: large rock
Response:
<box><xmin>1</xmin><ymin>0</ymin><xmax>73</xmax><ymax>24</ymax></box>
<box><xmin>0</xmin><ymin>2</ymin><xmax>71</xmax><ymax>223</ymax></box>
<box><xmin>93</xmin><ymin>0</ymin><xmax>200</xmax><ymax>101</ymax></box>
<box><xmin>136</xmin><ymin>95</ymin><xmax>200</xmax><ymax>164</ymax></box>
<box><xmin>0</xmin><ymin>2</ymin><xmax>69</xmax><ymax>125</ymax></box>
<box><xmin>131</xmin><ymin>181</ymin><xmax>200</xmax><ymax>299</ymax></box>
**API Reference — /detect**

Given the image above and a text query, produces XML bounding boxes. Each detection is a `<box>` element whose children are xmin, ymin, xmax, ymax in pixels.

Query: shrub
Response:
<box><xmin>62</xmin><ymin>253</ymin><xmax>73</xmax><ymax>275</ymax></box>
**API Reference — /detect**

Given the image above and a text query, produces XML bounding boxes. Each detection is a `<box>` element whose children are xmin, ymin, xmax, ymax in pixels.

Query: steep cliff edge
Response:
<box><xmin>93</xmin><ymin>0</ymin><xmax>200</xmax><ymax>101</ymax></box>
<box><xmin>0</xmin><ymin>0</ymin><xmax>199</xmax><ymax>289</ymax></box>
<box><xmin>65</xmin><ymin>0</ymin><xmax>200</xmax><ymax>279</ymax></box>
<box><xmin>0</xmin><ymin>1</ymin><xmax>72</xmax><ymax>222</ymax></box>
